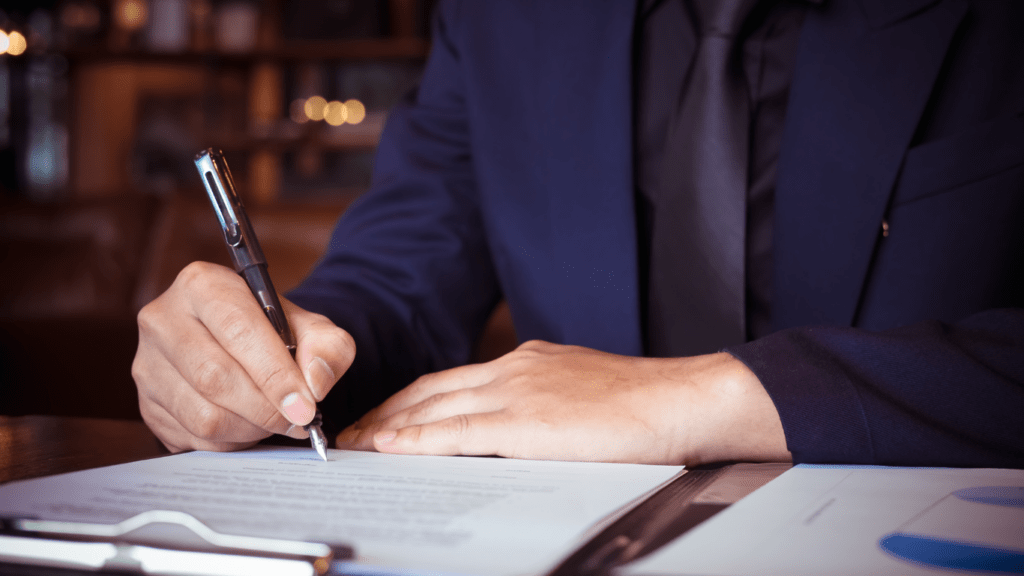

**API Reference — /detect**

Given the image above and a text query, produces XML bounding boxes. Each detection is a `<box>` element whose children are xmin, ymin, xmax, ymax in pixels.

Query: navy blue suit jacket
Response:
<box><xmin>290</xmin><ymin>0</ymin><xmax>1024</xmax><ymax>467</ymax></box>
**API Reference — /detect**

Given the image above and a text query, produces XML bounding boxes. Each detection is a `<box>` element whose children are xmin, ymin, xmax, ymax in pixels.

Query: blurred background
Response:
<box><xmin>0</xmin><ymin>0</ymin><xmax>514</xmax><ymax>421</ymax></box>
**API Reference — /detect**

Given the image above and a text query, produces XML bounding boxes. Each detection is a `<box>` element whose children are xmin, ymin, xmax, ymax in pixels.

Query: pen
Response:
<box><xmin>194</xmin><ymin>148</ymin><xmax>328</xmax><ymax>462</ymax></box>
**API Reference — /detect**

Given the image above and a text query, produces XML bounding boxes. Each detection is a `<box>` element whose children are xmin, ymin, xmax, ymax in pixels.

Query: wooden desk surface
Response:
<box><xmin>0</xmin><ymin>415</ymin><xmax>167</xmax><ymax>484</ymax></box>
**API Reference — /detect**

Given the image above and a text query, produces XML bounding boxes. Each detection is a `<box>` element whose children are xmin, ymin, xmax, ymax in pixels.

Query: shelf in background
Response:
<box><xmin>62</xmin><ymin>37</ymin><xmax>431</xmax><ymax>64</ymax></box>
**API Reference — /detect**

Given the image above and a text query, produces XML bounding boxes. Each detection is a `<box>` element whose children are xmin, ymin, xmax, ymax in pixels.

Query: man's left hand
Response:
<box><xmin>335</xmin><ymin>341</ymin><xmax>791</xmax><ymax>466</ymax></box>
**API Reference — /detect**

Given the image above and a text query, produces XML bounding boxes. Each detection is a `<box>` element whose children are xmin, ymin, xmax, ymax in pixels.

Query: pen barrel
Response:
<box><xmin>195</xmin><ymin>149</ymin><xmax>297</xmax><ymax>354</ymax></box>
<box><xmin>224</xmin><ymin>215</ymin><xmax>267</xmax><ymax>271</ymax></box>
<box><xmin>241</xmin><ymin>264</ymin><xmax>297</xmax><ymax>352</ymax></box>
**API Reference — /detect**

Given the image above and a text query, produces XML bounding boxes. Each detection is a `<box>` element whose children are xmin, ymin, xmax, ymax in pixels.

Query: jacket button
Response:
<box><xmin>881</xmin><ymin>219</ymin><xmax>890</xmax><ymax>237</ymax></box>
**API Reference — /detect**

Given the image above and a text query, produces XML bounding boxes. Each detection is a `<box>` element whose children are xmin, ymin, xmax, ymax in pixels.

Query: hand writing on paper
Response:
<box><xmin>336</xmin><ymin>341</ymin><xmax>791</xmax><ymax>466</ymax></box>
<box><xmin>132</xmin><ymin>261</ymin><xmax>355</xmax><ymax>453</ymax></box>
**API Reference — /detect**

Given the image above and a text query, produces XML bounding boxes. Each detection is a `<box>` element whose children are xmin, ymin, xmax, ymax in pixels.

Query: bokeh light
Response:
<box><xmin>0</xmin><ymin>32</ymin><xmax>9</xmax><ymax>55</ymax></box>
<box><xmin>304</xmin><ymin>95</ymin><xmax>327</xmax><ymax>121</ymax></box>
<box><xmin>115</xmin><ymin>0</ymin><xmax>149</xmax><ymax>31</ymax></box>
<box><xmin>323</xmin><ymin>100</ymin><xmax>348</xmax><ymax>126</ymax></box>
<box><xmin>6</xmin><ymin>31</ymin><xmax>27</xmax><ymax>56</ymax></box>
<box><xmin>343</xmin><ymin>99</ymin><xmax>365</xmax><ymax>124</ymax></box>
<box><xmin>300</xmin><ymin>96</ymin><xmax>367</xmax><ymax>125</ymax></box>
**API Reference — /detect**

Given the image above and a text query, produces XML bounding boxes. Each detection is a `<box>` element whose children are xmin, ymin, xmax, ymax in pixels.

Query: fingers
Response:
<box><xmin>134</xmin><ymin>334</ymin><xmax>309</xmax><ymax>453</ymax></box>
<box><xmin>134</xmin><ymin>261</ymin><xmax>356</xmax><ymax>453</ymax></box>
<box><xmin>350</xmin><ymin>362</ymin><xmax>498</xmax><ymax>431</ymax></box>
<box><xmin>374</xmin><ymin>412</ymin><xmax>511</xmax><ymax>457</ymax></box>
<box><xmin>336</xmin><ymin>384</ymin><xmax>503</xmax><ymax>450</ymax></box>
<box><xmin>175</xmin><ymin>262</ymin><xmax>318</xmax><ymax>427</ymax></box>
<box><xmin>285</xmin><ymin>299</ymin><xmax>356</xmax><ymax>402</ymax></box>
<box><xmin>137</xmin><ymin>344</ymin><xmax>297</xmax><ymax>442</ymax></box>
<box><xmin>142</xmin><ymin>307</ymin><xmax>294</xmax><ymax>437</ymax></box>
<box><xmin>140</xmin><ymin>396</ymin><xmax>262</xmax><ymax>453</ymax></box>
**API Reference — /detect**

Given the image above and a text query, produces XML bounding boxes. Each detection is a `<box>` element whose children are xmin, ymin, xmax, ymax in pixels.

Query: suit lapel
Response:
<box><xmin>773</xmin><ymin>0</ymin><xmax>968</xmax><ymax>330</ymax></box>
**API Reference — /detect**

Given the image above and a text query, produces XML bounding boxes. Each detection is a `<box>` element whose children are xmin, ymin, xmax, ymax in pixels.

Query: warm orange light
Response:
<box><xmin>343</xmin><ymin>99</ymin><xmax>365</xmax><ymax>124</ymax></box>
<box><xmin>323</xmin><ymin>100</ymin><xmax>348</xmax><ymax>126</ymax></box>
<box><xmin>6</xmin><ymin>31</ymin><xmax>26</xmax><ymax>56</ymax></box>
<box><xmin>0</xmin><ymin>31</ymin><xmax>9</xmax><ymax>55</ymax></box>
<box><xmin>304</xmin><ymin>96</ymin><xmax>327</xmax><ymax>121</ymax></box>
<box><xmin>290</xmin><ymin>98</ymin><xmax>309</xmax><ymax>124</ymax></box>
<box><xmin>115</xmin><ymin>0</ymin><xmax>149</xmax><ymax>31</ymax></box>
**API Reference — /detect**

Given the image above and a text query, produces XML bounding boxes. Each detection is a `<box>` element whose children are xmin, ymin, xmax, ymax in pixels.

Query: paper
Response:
<box><xmin>0</xmin><ymin>447</ymin><xmax>682</xmax><ymax>576</ymax></box>
<box><xmin>621</xmin><ymin>464</ymin><xmax>1024</xmax><ymax>576</ymax></box>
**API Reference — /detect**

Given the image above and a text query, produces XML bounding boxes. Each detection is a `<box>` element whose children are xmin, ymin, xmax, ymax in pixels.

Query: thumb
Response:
<box><xmin>284</xmin><ymin>298</ymin><xmax>356</xmax><ymax>401</ymax></box>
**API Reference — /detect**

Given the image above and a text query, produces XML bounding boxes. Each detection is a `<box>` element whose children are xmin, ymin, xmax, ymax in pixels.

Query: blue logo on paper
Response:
<box><xmin>880</xmin><ymin>487</ymin><xmax>1024</xmax><ymax>574</ymax></box>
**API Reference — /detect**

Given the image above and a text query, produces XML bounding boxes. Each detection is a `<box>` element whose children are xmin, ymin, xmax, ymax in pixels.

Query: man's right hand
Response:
<box><xmin>132</xmin><ymin>261</ymin><xmax>356</xmax><ymax>453</ymax></box>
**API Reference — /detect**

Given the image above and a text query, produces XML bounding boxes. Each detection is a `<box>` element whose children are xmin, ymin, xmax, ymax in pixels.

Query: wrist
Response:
<box><xmin>659</xmin><ymin>352</ymin><xmax>791</xmax><ymax>466</ymax></box>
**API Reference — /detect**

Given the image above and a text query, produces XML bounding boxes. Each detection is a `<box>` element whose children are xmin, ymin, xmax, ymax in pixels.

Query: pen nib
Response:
<box><xmin>304</xmin><ymin>410</ymin><xmax>328</xmax><ymax>461</ymax></box>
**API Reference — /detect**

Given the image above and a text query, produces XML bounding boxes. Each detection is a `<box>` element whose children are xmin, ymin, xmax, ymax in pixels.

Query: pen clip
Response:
<box><xmin>195</xmin><ymin>148</ymin><xmax>270</xmax><ymax>274</ymax></box>
<box><xmin>196</xmin><ymin>149</ymin><xmax>243</xmax><ymax>247</ymax></box>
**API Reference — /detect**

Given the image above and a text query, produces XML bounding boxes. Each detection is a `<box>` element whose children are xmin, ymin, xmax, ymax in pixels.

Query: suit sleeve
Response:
<box><xmin>726</xmin><ymin>308</ymin><xmax>1024</xmax><ymax>468</ymax></box>
<box><xmin>288</xmin><ymin>0</ymin><xmax>501</xmax><ymax>428</ymax></box>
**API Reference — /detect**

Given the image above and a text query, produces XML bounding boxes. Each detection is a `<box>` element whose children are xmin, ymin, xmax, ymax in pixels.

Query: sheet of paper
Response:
<box><xmin>621</xmin><ymin>464</ymin><xmax>1024</xmax><ymax>576</ymax></box>
<box><xmin>0</xmin><ymin>447</ymin><xmax>682</xmax><ymax>576</ymax></box>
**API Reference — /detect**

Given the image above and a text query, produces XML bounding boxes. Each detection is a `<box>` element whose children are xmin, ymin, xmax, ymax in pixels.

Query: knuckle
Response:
<box><xmin>136</xmin><ymin>299</ymin><xmax>173</xmax><ymax>343</ymax></box>
<box><xmin>257</xmin><ymin>362</ymin><xmax>291</xmax><ymax>394</ymax></box>
<box><xmin>175</xmin><ymin>261</ymin><xmax>217</xmax><ymax>290</ymax></box>
<box><xmin>131</xmin><ymin>351</ymin><xmax>161</xmax><ymax>402</ymax></box>
<box><xmin>136</xmin><ymin>302</ymin><xmax>157</xmax><ymax>334</ymax></box>
<box><xmin>216</xmin><ymin>306</ymin><xmax>256</xmax><ymax>348</ymax></box>
<box><xmin>511</xmin><ymin>339</ymin><xmax>549</xmax><ymax>360</ymax></box>
<box><xmin>138</xmin><ymin>402</ymin><xmax>188</xmax><ymax>453</ymax></box>
<box><xmin>321</xmin><ymin>329</ymin><xmax>356</xmax><ymax>363</ymax></box>
<box><xmin>447</xmin><ymin>414</ymin><xmax>472</xmax><ymax>439</ymax></box>
<box><xmin>193</xmin><ymin>359</ymin><xmax>232</xmax><ymax>396</ymax></box>
<box><xmin>130</xmin><ymin>352</ymin><xmax>146</xmax><ymax>384</ymax></box>
<box><xmin>188</xmin><ymin>402</ymin><xmax>225</xmax><ymax>440</ymax></box>
<box><xmin>518</xmin><ymin>339</ymin><xmax>547</xmax><ymax>351</ymax></box>
<box><xmin>405</xmin><ymin>425</ymin><xmax>425</xmax><ymax>445</ymax></box>
<box><xmin>410</xmin><ymin>393</ymin><xmax>444</xmax><ymax>420</ymax></box>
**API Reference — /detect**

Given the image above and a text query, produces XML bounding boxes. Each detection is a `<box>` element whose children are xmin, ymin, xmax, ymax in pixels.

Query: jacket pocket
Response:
<box><xmin>892</xmin><ymin>113</ymin><xmax>1024</xmax><ymax>206</ymax></box>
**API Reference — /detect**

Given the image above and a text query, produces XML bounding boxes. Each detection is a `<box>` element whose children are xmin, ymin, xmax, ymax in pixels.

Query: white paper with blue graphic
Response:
<box><xmin>621</xmin><ymin>464</ymin><xmax>1024</xmax><ymax>575</ymax></box>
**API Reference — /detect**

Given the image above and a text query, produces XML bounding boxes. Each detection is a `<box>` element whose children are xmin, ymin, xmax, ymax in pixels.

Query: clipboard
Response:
<box><xmin>0</xmin><ymin>510</ymin><xmax>353</xmax><ymax>576</ymax></box>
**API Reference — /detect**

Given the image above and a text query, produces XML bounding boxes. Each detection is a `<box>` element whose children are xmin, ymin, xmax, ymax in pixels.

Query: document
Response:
<box><xmin>621</xmin><ymin>464</ymin><xmax>1024</xmax><ymax>576</ymax></box>
<box><xmin>0</xmin><ymin>447</ymin><xmax>683</xmax><ymax>576</ymax></box>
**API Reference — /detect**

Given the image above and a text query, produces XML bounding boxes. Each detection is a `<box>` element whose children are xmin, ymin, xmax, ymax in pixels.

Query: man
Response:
<box><xmin>133</xmin><ymin>0</ymin><xmax>1024</xmax><ymax>467</ymax></box>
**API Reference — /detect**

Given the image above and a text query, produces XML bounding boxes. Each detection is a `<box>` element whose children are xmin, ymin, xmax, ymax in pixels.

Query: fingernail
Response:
<box><xmin>375</xmin><ymin>431</ymin><xmax>396</xmax><ymax>444</ymax></box>
<box><xmin>306</xmin><ymin>357</ymin><xmax>336</xmax><ymax>401</ymax></box>
<box><xmin>285</xmin><ymin>424</ymin><xmax>308</xmax><ymax>440</ymax></box>
<box><xmin>282</xmin><ymin>392</ymin><xmax>314</xmax><ymax>425</ymax></box>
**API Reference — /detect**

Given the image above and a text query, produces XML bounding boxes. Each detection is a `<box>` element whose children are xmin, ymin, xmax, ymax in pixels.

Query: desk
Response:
<box><xmin>0</xmin><ymin>416</ymin><xmax>166</xmax><ymax>485</ymax></box>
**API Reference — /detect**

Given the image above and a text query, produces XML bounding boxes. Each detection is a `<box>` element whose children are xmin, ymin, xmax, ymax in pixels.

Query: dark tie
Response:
<box><xmin>647</xmin><ymin>0</ymin><xmax>754</xmax><ymax>357</ymax></box>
